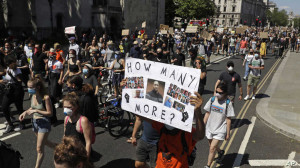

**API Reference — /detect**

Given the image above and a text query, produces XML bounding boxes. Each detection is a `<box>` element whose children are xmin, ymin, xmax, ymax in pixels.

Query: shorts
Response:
<box><xmin>206</xmin><ymin>130</ymin><xmax>225</xmax><ymax>141</ymax></box>
<box><xmin>136</xmin><ymin>139</ymin><xmax>157</xmax><ymax>167</ymax></box>
<box><xmin>247</xmin><ymin>74</ymin><xmax>260</xmax><ymax>87</ymax></box>
<box><xmin>32</xmin><ymin>117</ymin><xmax>51</xmax><ymax>133</ymax></box>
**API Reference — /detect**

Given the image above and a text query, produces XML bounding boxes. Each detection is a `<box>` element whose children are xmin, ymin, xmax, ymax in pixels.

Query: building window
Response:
<box><xmin>233</xmin><ymin>0</ymin><xmax>236</xmax><ymax>3</ymax></box>
<box><xmin>93</xmin><ymin>0</ymin><xmax>107</xmax><ymax>6</ymax></box>
<box><xmin>232</xmin><ymin>15</ymin><xmax>234</xmax><ymax>18</ymax></box>
<box><xmin>218</xmin><ymin>0</ymin><xmax>221</xmax><ymax>4</ymax></box>
<box><xmin>222</xmin><ymin>20</ymin><xmax>225</xmax><ymax>25</ymax></box>
<box><xmin>224</xmin><ymin>7</ymin><xmax>226</xmax><ymax>12</ymax></box>
<box><xmin>232</xmin><ymin>6</ymin><xmax>235</xmax><ymax>12</ymax></box>
<box><xmin>223</xmin><ymin>15</ymin><xmax>225</xmax><ymax>18</ymax></box>
<box><xmin>218</xmin><ymin>7</ymin><xmax>221</xmax><ymax>12</ymax></box>
<box><xmin>224</xmin><ymin>0</ymin><xmax>227</xmax><ymax>4</ymax></box>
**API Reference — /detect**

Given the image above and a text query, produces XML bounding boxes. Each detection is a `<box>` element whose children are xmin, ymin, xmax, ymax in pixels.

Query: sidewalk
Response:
<box><xmin>256</xmin><ymin>51</ymin><xmax>300</xmax><ymax>141</ymax></box>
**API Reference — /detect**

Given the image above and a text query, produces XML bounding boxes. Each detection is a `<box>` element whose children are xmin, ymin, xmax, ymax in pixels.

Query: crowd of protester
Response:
<box><xmin>0</xmin><ymin>25</ymin><xmax>293</xmax><ymax>167</ymax></box>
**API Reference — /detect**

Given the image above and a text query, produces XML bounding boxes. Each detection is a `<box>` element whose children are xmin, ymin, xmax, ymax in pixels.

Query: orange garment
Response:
<box><xmin>56</xmin><ymin>49</ymin><xmax>64</xmax><ymax>63</ymax></box>
<box><xmin>240</xmin><ymin>40</ymin><xmax>247</xmax><ymax>48</ymax></box>
<box><xmin>152</xmin><ymin>122</ymin><xmax>196</xmax><ymax>168</ymax></box>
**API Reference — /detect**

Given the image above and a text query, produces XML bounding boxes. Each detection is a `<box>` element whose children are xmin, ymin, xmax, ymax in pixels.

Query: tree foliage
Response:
<box><xmin>173</xmin><ymin>0</ymin><xmax>216</xmax><ymax>20</ymax></box>
<box><xmin>293</xmin><ymin>17</ymin><xmax>300</xmax><ymax>29</ymax></box>
<box><xmin>267</xmin><ymin>8</ymin><xmax>289</xmax><ymax>26</ymax></box>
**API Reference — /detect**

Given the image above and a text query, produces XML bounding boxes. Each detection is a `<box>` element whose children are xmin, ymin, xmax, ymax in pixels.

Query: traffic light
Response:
<box><xmin>206</xmin><ymin>18</ymin><xmax>210</xmax><ymax>26</ymax></box>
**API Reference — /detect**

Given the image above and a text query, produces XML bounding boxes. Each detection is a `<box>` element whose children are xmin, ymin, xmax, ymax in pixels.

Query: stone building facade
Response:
<box><xmin>0</xmin><ymin>0</ymin><xmax>165</xmax><ymax>39</ymax></box>
<box><xmin>212</xmin><ymin>0</ymin><xmax>268</xmax><ymax>27</ymax></box>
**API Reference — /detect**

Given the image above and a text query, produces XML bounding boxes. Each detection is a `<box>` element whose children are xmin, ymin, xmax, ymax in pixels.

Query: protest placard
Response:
<box><xmin>122</xmin><ymin>29</ymin><xmax>130</xmax><ymax>36</ymax></box>
<box><xmin>201</xmin><ymin>30</ymin><xmax>210</xmax><ymax>39</ymax></box>
<box><xmin>161</xmin><ymin>30</ymin><xmax>168</xmax><ymax>35</ymax></box>
<box><xmin>160</xmin><ymin>24</ymin><xmax>169</xmax><ymax>30</ymax></box>
<box><xmin>260</xmin><ymin>32</ymin><xmax>268</xmax><ymax>39</ymax></box>
<box><xmin>236</xmin><ymin>27</ymin><xmax>245</xmax><ymax>34</ymax></box>
<box><xmin>185</xmin><ymin>26</ymin><xmax>198</xmax><ymax>33</ymax></box>
<box><xmin>65</xmin><ymin>26</ymin><xmax>76</xmax><ymax>34</ymax></box>
<box><xmin>216</xmin><ymin>27</ymin><xmax>224</xmax><ymax>33</ymax></box>
<box><xmin>142</xmin><ymin>21</ymin><xmax>146</xmax><ymax>28</ymax></box>
<box><xmin>121</xmin><ymin>58</ymin><xmax>200</xmax><ymax>132</ymax></box>
<box><xmin>169</xmin><ymin>27</ymin><xmax>174</xmax><ymax>34</ymax></box>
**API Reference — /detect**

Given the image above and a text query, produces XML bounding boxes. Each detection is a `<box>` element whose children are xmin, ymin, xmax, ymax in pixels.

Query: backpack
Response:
<box><xmin>0</xmin><ymin>140</ymin><xmax>23</xmax><ymax>168</ymax></box>
<box><xmin>42</xmin><ymin>95</ymin><xmax>57</xmax><ymax>124</ymax></box>
<box><xmin>160</xmin><ymin>126</ymin><xmax>197</xmax><ymax>166</ymax></box>
<box><xmin>210</xmin><ymin>96</ymin><xmax>231</xmax><ymax>115</ymax></box>
<box><xmin>65</xmin><ymin>116</ymin><xmax>96</xmax><ymax>144</ymax></box>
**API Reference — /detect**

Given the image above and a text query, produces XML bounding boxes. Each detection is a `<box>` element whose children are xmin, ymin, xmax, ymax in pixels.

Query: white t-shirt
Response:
<box><xmin>3</xmin><ymin>68</ymin><xmax>22</xmax><ymax>83</ymax></box>
<box><xmin>245</xmin><ymin>54</ymin><xmax>254</xmax><ymax>62</ymax></box>
<box><xmin>69</xmin><ymin>43</ymin><xmax>80</xmax><ymax>60</ymax></box>
<box><xmin>48</xmin><ymin>60</ymin><xmax>63</xmax><ymax>74</ymax></box>
<box><xmin>204</xmin><ymin>97</ymin><xmax>235</xmax><ymax>134</ymax></box>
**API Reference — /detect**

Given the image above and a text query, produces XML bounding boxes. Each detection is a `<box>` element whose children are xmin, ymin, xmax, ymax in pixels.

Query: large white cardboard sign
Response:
<box><xmin>121</xmin><ymin>58</ymin><xmax>200</xmax><ymax>132</ymax></box>
<box><xmin>65</xmin><ymin>26</ymin><xmax>76</xmax><ymax>34</ymax></box>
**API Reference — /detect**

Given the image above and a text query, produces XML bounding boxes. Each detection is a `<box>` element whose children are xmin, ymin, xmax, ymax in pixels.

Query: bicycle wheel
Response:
<box><xmin>108</xmin><ymin>110</ymin><xmax>131</xmax><ymax>137</ymax></box>
<box><xmin>99</xmin><ymin>84</ymin><xmax>111</xmax><ymax>104</ymax></box>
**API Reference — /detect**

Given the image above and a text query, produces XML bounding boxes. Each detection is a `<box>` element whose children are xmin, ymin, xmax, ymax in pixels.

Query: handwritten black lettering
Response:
<box><xmin>161</xmin><ymin>110</ymin><xmax>166</xmax><ymax>120</ymax></box>
<box><xmin>135</xmin><ymin>104</ymin><xmax>141</xmax><ymax>113</ymax></box>
<box><xmin>188</xmin><ymin>75</ymin><xmax>196</xmax><ymax>87</ymax></box>
<box><xmin>152</xmin><ymin>106</ymin><xmax>157</xmax><ymax>117</ymax></box>
<box><xmin>169</xmin><ymin>69</ymin><xmax>176</xmax><ymax>80</ymax></box>
<box><xmin>170</xmin><ymin>113</ymin><xmax>175</xmax><ymax>124</ymax></box>
<box><xmin>144</xmin><ymin>105</ymin><xmax>149</xmax><ymax>113</ymax></box>
<box><xmin>178</xmin><ymin>73</ymin><xmax>187</xmax><ymax>85</ymax></box>
<box><xmin>135</xmin><ymin>62</ymin><xmax>141</xmax><ymax>70</ymax></box>
<box><xmin>144</xmin><ymin>63</ymin><xmax>151</xmax><ymax>71</ymax></box>
<box><xmin>127</xmin><ymin>62</ymin><xmax>132</xmax><ymax>73</ymax></box>
<box><xmin>161</xmin><ymin>67</ymin><xmax>167</xmax><ymax>76</ymax></box>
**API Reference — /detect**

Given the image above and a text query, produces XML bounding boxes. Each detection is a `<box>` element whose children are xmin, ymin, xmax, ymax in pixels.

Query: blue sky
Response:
<box><xmin>272</xmin><ymin>0</ymin><xmax>300</xmax><ymax>15</ymax></box>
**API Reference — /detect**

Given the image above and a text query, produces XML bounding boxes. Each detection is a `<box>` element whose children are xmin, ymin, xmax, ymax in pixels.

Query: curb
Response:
<box><xmin>256</xmin><ymin>50</ymin><xmax>300</xmax><ymax>142</ymax></box>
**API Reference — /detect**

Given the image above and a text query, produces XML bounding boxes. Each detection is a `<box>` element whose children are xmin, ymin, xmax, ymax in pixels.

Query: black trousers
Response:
<box><xmin>2</xmin><ymin>84</ymin><xmax>24</xmax><ymax>124</ymax></box>
<box><xmin>48</xmin><ymin>73</ymin><xmax>62</xmax><ymax>100</ymax></box>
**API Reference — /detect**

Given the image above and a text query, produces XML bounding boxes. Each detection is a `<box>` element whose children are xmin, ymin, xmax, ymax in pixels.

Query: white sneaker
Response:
<box><xmin>4</xmin><ymin>117</ymin><xmax>16</xmax><ymax>125</ymax></box>
<box><xmin>252</xmin><ymin>95</ymin><xmax>256</xmax><ymax>100</ymax></box>
<box><xmin>244</xmin><ymin>95</ymin><xmax>249</xmax><ymax>101</ymax></box>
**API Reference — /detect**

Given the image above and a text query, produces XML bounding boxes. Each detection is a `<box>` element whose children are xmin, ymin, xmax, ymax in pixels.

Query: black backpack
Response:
<box><xmin>42</xmin><ymin>95</ymin><xmax>57</xmax><ymax>124</ymax></box>
<box><xmin>0</xmin><ymin>141</ymin><xmax>23</xmax><ymax>168</ymax></box>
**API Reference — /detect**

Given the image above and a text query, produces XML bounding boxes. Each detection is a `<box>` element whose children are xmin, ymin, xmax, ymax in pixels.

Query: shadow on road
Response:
<box><xmin>99</xmin><ymin>158</ymin><xmax>135</xmax><ymax>168</ymax></box>
<box><xmin>230</xmin><ymin>119</ymin><xmax>251</xmax><ymax>129</ymax></box>
<box><xmin>216</xmin><ymin>153</ymin><xmax>249</xmax><ymax>168</ymax></box>
<box><xmin>255</xmin><ymin>93</ymin><xmax>270</xmax><ymax>99</ymax></box>
<box><xmin>207</xmin><ymin>69</ymin><xmax>222</xmax><ymax>72</ymax></box>
<box><xmin>90</xmin><ymin>149</ymin><xmax>102</xmax><ymax>163</ymax></box>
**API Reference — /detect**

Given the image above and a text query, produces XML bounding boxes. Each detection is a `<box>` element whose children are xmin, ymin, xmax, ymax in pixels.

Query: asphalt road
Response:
<box><xmin>1</xmin><ymin>51</ymin><xmax>300</xmax><ymax>168</ymax></box>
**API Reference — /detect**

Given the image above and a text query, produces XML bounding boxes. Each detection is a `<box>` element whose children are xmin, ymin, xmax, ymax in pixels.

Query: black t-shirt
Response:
<box><xmin>17</xmin><ymin>54</ymin><xmax>29</xmax><ymax>74</ymax></box>
<box><xmin>172</xmin><ymin>53</ymin><xmax>185</xmax><ymax>66</ymax></box>
<box><xmin>32</xmin><ymin>52</ymin><xmax>47</xmax><ymax>72</ymax></box>
<box><xmin>82</xmin><ymin>74</ymin><xmax>98</xmax><ymax>90</ymax></box>
<box><xmin>200</xmin><ymin>68</ymin><xmax>207</xmax><ymax>85</ymax></box>
<box><xmin>218</xmin><ymin>71</ymin><xmax>241</xmax><ymax>96</ymax></box>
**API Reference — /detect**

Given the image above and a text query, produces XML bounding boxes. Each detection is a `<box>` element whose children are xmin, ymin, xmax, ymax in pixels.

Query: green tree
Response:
<box><xmin>174</xmin><ymin>0</ymin><xmax>216</xmax><ymax>20</ymax></box>
<box><xmin>267</xmin><ymin>8</ymin><xmax>289</xmax><ymax>26</ymax></box>
<box><xmin>293</xmin><ymin>18</ymin><xmax>300</xmax><ymax>29</ymax></box>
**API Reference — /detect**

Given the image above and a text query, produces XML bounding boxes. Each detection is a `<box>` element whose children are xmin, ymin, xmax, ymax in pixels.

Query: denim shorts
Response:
<box><xmin>32</xmin><ymin>117</ymin><xmax>51</xmax><ymax>133</ymax></box>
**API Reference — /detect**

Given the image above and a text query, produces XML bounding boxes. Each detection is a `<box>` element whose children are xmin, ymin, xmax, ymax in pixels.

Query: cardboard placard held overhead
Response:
<box><xmin>216</xmin><ymin>27</ymin><xmax>224</xmax><ymax>33</ymax></box>
<box><xmin>161</xmin><ymin>30</ymin><xmax>168</xmax><ymax>35</ymax></box>
<box><xmin>201</xmin><ymin>30</ymin><xmax>210</xmax><ymax>39</ymax></box>
<box><xmin>185</xmin><ymin>26</ymin><xmax>198</xmax><ymax>33</ymax></box>
<box><xmin>142</xmin><ymin>21</ymin><xmax>146</xmax><ymax>28</ymax></box>
<box><xmin>169</xmin><ymin>27</ymin><xmax>174</xmax><ymax>34</ymax></box>
<box><xmin>160</xmin><ymin>24</ymin><xmax>169</xmax><ymax>30</ymax></box>
<box><xmin>65</xmin><ymin>26</ymin><xmax>76</xmax><ymax>34</ymax></box>
<box><xmin>236</xmin><ymin>28</ymin><xmax>245</xmax><ymax>34</ymax></box>
<box><xmin>121</xmin><ymin>58</ymin><xmax>200</xmax><ymax>132</ymax></box>
<box><xmin>122</xmin><ymin>29</ymin><xmax>130</xmax><ymax>36</ymax></box>
<box><xmin>260</xmin><ymin>32</ymin><xmax>269</xmax><ymax>39</ymax></box>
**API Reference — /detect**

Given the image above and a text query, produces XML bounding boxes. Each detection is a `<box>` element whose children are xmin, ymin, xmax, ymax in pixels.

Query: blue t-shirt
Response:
<box><xmin>141</xmin><ymin>121</ymin><xmax>160</xmax><ymax>145</ymax></box>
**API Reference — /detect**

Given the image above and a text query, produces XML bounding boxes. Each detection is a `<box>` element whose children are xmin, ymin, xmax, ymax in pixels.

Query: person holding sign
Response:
<box><xmin>203</xmin><ymin>82</ymin><xmax>235</xmax><ymax>167</ymax></box>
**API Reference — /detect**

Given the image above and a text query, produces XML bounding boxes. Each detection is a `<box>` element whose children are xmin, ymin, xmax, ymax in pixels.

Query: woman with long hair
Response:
<box><xmin>19</xmin><ymin>77</ymin><xmax>56</xmax><ymax>168</ymax></box>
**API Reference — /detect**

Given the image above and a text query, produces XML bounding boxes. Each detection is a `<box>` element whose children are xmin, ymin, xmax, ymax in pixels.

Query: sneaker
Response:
<box><xmin>54</xmin><ymin>103</ymin><xmax>60</xmax><ymax>109</ymax></box>
<box><xmin>14</xmin><ymin>123</ymin><xmax>25</xmax><ymax>132</ymax></box>
<box><xmin>3</xmin><ymin>125</ymin><xmax>14</xmax><ymax>134</ymax></box>
<box><xmin>243</xmin><ymin>77</ymin><xmax>247</xmax><ymax>81</ymax></box>
<box><xmin>252</xmin><ymin>95</ymin><xmax>256</xmax><ymax>100</ymax></box>
<box><xmin>4</xmin><ymin>117</ymin><xmax>16</xmax><ymax>125</ymax></box>
<box><xmin>244</xmin><ymin>95</ymin><xmax>249</xmax><ymax>101</ymax></box>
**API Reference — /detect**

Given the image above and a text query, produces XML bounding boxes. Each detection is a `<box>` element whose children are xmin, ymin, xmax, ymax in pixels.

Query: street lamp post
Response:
<box><xmin>48</xmin><ymin>0</ymin><xmax>54</xmax><ymax>33</ymax></box>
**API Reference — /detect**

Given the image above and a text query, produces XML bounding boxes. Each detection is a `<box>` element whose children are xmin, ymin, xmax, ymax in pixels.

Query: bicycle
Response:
<box><xmin>98</xmin><ymin>96</ymin><xmax>131</xmax><ymax>138</ymax></box>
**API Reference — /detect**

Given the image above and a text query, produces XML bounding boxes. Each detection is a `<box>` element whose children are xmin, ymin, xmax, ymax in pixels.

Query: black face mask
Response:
<box><xmin>67</xmin><ymin>87</ymin><xmax>76</xmax><ymax>93</ymax></box>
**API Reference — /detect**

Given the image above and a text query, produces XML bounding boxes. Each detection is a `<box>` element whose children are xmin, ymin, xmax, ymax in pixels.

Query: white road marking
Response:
<box><xmin>248</xmin><ymin>151</ymin><xmax>298</xmax><ymax>167</ymax></box>
<box><xmin>0</xmin><ymin>124</ymin><xmax>6</xmax><ymax>129</ymax></box>
<box><xmin>233</xmin><ymin>116</ymin><xmax>256</xmax><ymax>168</ymax></box>
<box><xmin>0</xmin><ymin>132</ymin><xmax>21</xmax><ymax>141</ymax></box>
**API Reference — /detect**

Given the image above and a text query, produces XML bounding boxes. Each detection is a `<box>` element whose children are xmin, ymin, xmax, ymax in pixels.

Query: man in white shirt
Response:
<box><xmin>68</xmin><ymin>37</ymin><xmax>80</xmax><ymax>60</ymax></box>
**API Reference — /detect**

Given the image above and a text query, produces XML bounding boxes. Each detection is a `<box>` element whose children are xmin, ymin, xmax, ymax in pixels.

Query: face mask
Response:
<box><xmin>228</xmin><ymin>66</ymin><xmax>234</xmax><ymax>72</ymax></box>
<box><xmin>83</xmin><ymin>69</ymin><xmax>89</xmax><ymax>74</ymax></box>
<box><xmin>216</xmin><ymin>93</ymin><xmax>222</xmax><ymax>99</ymax></box>
<box><xmin>34</xmin><ymin>48</ymin><xmax>39</xmax><ymax>54</ymax></box>
<box><xmin>4</xmin><ymin>47</ymin><xmax>9</xmax><ymax>51</ymax></box>
<box><xmin>64</xmin><ymin>108</ymin><xmax>73</xmax><ymax>116</ymax></box>
<box><xmin>69</xmin><ymin>41</ymin><xmax>72</xmax><ymax>44</ymax></box>
<box><xmin>69</xmin><ymin>54</ymin><xmax>75</xmax><ymax>59</ymax></box>
<box><xmin>165</xmin><ymin>124</ymin><xmax>176</xmax><ymax>130</ymax></box>
<box><xmin>250</xmin><ymin>52</ymin><xmax>254</xmax><ymax>55</ymax></box>
<box><xmin>255</xmin><ymin>54</ymin><xmax>259</xmax><ymax>58</ymax></box>
<box><xmin>28</xmin><ymin>88</ymin><xmax>36</xmax><ymax>94</ymax></box>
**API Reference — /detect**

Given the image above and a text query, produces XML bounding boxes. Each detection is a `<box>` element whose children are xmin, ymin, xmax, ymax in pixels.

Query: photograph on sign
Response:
<box><xmin>121</xmin><ymin>58</ymin><xmax>200</xmax><ymax>132</ymax></box>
